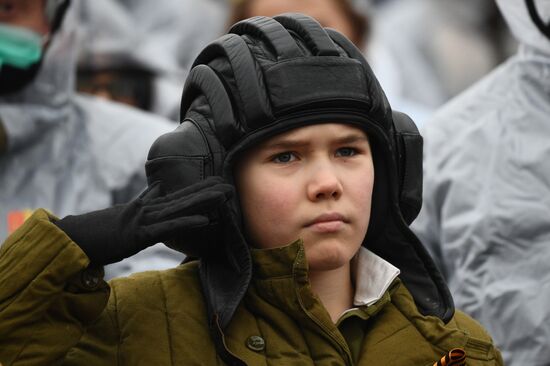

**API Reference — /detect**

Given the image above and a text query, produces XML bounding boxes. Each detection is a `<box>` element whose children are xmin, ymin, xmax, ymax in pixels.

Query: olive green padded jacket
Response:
<box><xmin>0</xmin><ymin>210</ymin><xmax>503</xmax><ymax>365</ymax></box>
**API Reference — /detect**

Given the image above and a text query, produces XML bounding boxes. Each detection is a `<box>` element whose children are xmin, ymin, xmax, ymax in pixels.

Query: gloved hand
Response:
<box><xmin>54</xmin><ymin>176</ymin><xmax>234</xmax><ymax>265</ymax></box>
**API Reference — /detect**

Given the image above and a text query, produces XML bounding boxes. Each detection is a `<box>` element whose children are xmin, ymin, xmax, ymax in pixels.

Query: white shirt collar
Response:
<box><xmin>351</xmin><ymin>246</ymin><xmax>400</xmax><ymax>307</ymax></box>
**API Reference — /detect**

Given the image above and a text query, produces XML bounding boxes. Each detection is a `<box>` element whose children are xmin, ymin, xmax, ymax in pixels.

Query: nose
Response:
<box><xmin>307</xmin><ymin>163</ymin><xmax>343</xmax><ymax>201</ymax></box>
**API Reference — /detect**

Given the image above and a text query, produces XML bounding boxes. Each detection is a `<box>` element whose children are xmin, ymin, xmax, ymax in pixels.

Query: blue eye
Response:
<box><xmin>336</xmin><ymin>147</ymin><xmax>356</xmax><ymax>157</ymax></box>
<box><xmin>273</xmin><ymin>152</ymin><xmax>296</xmax><ymax>163</ymax></box>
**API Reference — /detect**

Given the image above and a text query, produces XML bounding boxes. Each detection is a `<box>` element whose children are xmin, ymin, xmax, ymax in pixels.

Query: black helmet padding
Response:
<box><xmin>273</xmin><ymin>14</ymin><xmax>341</xmax><ymax>56</ymax></box>
<box><xmin>180</xmin><ymin>64</ymin><xmax>240</xmax><ymax>149</ymax></box>
<box><xmin>188</xmin><ymin>34</ymin><xmax>273</xmax><ymax>133</ymax></box>
<box><xmin>145</xmin><ymin>14</ymin><xmax>454</xmax><ymax>359</ymax></box>
<box><xmin>230</xmin><ymin>16</ymin><xmax>303</xmax><ymax>59</ymax></box>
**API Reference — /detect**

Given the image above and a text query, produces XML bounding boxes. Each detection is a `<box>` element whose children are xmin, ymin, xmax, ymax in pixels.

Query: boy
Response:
<box><xmin>0</xmin><ymin>14</ymin><xmax>502</xmax><ymax>365</ymax></box>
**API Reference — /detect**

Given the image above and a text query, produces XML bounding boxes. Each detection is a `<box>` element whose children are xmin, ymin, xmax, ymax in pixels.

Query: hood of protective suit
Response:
<box><xmin>77</xmin><ymin>0</ymin><xmax>227</xmax><ymax>119</ymax></box>
<box><xmin>496</xmin><ymin>0</ymin><xmax>550</xmax><ymax>54</ymax></box>
<box><xmin>413</xmin><ymin>1</ymin><xmax>550</xmax><ymax>365</ymax></box>
<box><xmin>0</xmin><ymin>0</ymin><xmax>179</xmax><ymax>279</ymax></box>
<box><xmin>0</xmin><ymin>0</ymin><xmax>78</xmax><ymax>152</ymax></box>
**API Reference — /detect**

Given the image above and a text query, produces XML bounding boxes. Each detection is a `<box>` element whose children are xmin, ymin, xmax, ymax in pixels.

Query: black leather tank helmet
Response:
<box><xmin>146</xmin><ymin>13</ymin><xmax>453</xmax><ymax>349</ymax></box>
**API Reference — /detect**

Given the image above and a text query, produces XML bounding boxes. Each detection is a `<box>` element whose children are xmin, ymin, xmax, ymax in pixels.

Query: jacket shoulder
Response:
<box><xmin>70</xmin><ymin>260</ymin><xmax>219</xmax><ymax>365</ymax></box>
<box><xmin>108</xmin><ymin>260</ymin><xmax>204</xmax><ymax>311</ymax></box>
<box><xmin>388</xmin><ymin>281</ymin><xmax>503</xmax><ymax>365</ymax></box>
<box><xmin>101</xmin><ymin>261</ymin><xmax>219</xmax><ymax>363</ymax></box>
<box><xmin>449</xmin><ymin>310</ymin><xmax>504</xmax><ymax>364</ymax></box>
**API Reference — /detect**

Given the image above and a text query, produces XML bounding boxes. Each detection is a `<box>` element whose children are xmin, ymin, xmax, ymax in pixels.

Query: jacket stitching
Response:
<box><xmin>111</xmin><ymin>281</ymin><xmax>122</xmax><ymax>366</ymax></box>
<box><xmin>10</xmin><ymin>238</ymin><xmax>74</xmax><ymax>362</ymax></box>
<box><xmin>159</xmin><ymin>272</ymin><xmax>175</xmax><ymax>366</ymax></box>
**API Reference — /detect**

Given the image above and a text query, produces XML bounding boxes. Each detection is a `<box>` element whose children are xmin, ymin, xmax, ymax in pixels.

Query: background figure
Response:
<box><xmin>412</xmin><ymin>0</ymin><xmax>550</xmax><ymax>364</ymax></box>
<box><xmin>0</xmin><ymin>0</ymin><xmax>183</xmax><ymax>278</ymax></box>
<box><xmin>367</xmin><ymin>0</ymin><xmax>514</xmax><ymax>110</ymax></box>
<box><xmin>76</xmin><ymin>0</ymin><xmax>228</xmax><ymax>121</ymax></box>
<box><xmin>229</xmin><ymin>0</ymin><xmax>369</xmax><ymax>48</ymax></box>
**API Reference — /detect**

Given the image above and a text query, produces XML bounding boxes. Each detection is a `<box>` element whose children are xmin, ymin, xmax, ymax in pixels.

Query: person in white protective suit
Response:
<box><xmin>0</xmin><ymin>0</ymin><xmax>183</xmax><ymax>278</ymax></box>
<box><xmin>368</xmin><ymin>0</ymin><xmax>511</xmax><ymax>108</ymax></box>
<box><xmin>412</xmin><ymin>0</ymin><xmax>550</xmax><ymax>365</ymax></box>
<box><xmin>77</xmin><ymin>0</ymin><xmax>228</xmax><ymax>121</ymax></box>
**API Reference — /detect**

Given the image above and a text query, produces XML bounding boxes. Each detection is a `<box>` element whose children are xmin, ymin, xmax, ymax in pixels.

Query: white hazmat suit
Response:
<box><xmin>412</xmin><ymin>1</ymin><xmax>550</xmax><ymax>365</ymax></box>
<box><xmin>0</xmin><ymin>0</ymin><xmax>183</xmax><ymax>278</ymax></box>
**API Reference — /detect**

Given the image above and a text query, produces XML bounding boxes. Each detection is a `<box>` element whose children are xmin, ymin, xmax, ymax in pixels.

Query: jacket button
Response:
<box><xmin>81</xmin><ymin>268</ymin><xmax>101</xmax><ymax>289</ymax></box>
<box><xmin>246</xmin><ymin>335</ymin><xmax>265</xmax><ymax>352</ymax></box>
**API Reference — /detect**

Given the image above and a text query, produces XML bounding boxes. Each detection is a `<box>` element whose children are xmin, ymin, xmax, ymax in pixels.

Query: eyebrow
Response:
<box><xmin>263</xmin><ymin>133</ymin><xmax>369</xmax><ymax>150</ymax></box>
<box><xmin>335</xmin><ymin>134</ymin><xmax>370</xmax><ymax>145</ymax></box>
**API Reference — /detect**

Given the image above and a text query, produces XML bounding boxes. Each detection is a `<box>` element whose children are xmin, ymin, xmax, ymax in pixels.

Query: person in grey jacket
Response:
<box><xmin>412</xmin><ymin>0</ymin><xmax>550</xmax><ymax>365</ymax></box>
<box><xmin>0</xmin><ymin>0</ymin><xmax>182</xmax><ymax>277</ymax></box>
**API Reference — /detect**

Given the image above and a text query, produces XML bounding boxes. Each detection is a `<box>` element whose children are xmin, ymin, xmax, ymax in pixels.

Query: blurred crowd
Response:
<box><xmin>73</xmin><ymin>0</ymin><xmax>515</xmax><ymax>127</ymax></box>
<box><xmin>1</xmin><ymin>0</ymin><xmax>548</xmax><ymax>365</ymax></box>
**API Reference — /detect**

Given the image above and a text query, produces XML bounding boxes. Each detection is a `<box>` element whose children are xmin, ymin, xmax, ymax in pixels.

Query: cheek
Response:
<box><xmin>350</xmin><ymin>167</ymin><xmax>375</xmax><ymax>229</ymax></box>
<box><xmin>240</xmin><ymin>177</ymin><xmax>300</xmax><ymax>248</ymax></box>
<box><xmin>251</xmin><ymin>182</ymin><xmax>295</xmax><ymax>218</ymax></box>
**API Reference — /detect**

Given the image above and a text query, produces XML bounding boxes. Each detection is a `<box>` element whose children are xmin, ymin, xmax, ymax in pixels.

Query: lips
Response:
<box><xmin>305</xmin><ymin>212</ymin><xmax>348</xmax><ymax>233</ymax></box>
<box><xmin>306</xmin><ymin>212</ymin><xmax>347</xmax><ymax>225</ymax></box>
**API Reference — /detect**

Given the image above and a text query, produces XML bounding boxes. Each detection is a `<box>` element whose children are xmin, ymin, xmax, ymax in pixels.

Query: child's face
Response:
<box><xmin>236</xmin><ymin>123</ymin><xmax>374</xmax><ymax>271</ymax></box>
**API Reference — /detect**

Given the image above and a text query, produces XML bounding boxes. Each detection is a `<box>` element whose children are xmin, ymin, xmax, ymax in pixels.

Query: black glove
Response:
<box><xmin>54</xmin><ymin>177</ymin><xmax>234</xmax><ymax>265</ymax></box>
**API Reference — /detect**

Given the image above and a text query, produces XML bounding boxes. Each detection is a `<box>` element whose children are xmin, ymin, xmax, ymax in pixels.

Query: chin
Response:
<box><xmin>304</xmin><ymin>238</ymin><xmax>359</xmax><ymax>272</ymax></box>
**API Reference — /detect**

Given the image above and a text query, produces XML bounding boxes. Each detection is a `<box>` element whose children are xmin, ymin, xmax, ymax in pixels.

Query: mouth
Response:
<box><xmin>305</xmin><ymin>212</ymin><xmax>349</xmax><ymax>233</ymax></box>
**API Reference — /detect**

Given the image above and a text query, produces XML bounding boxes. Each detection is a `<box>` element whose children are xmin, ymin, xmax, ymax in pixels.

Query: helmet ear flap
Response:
<box><xmin>146</xmin><ymin>65</ymin><xmax>236</xmax><ymax>192</ymax></box>
<box><xmin>392</xmin><ymin>111</ymin><xmax>423</xmax><ymax>224</ymax></box>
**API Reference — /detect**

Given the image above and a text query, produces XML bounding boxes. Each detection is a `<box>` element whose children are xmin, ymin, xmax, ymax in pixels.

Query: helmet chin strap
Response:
<box><xmin>526</xmin><ymin>0</ymin><xmax>550</xmax><ymax>40</ymax></box>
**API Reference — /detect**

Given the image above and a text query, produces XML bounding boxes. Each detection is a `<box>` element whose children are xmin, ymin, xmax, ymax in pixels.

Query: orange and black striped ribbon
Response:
<box><xmin>433</xmin><ymin>348</ymin><xmax>466</xmax><ymax>366</ymax></box>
